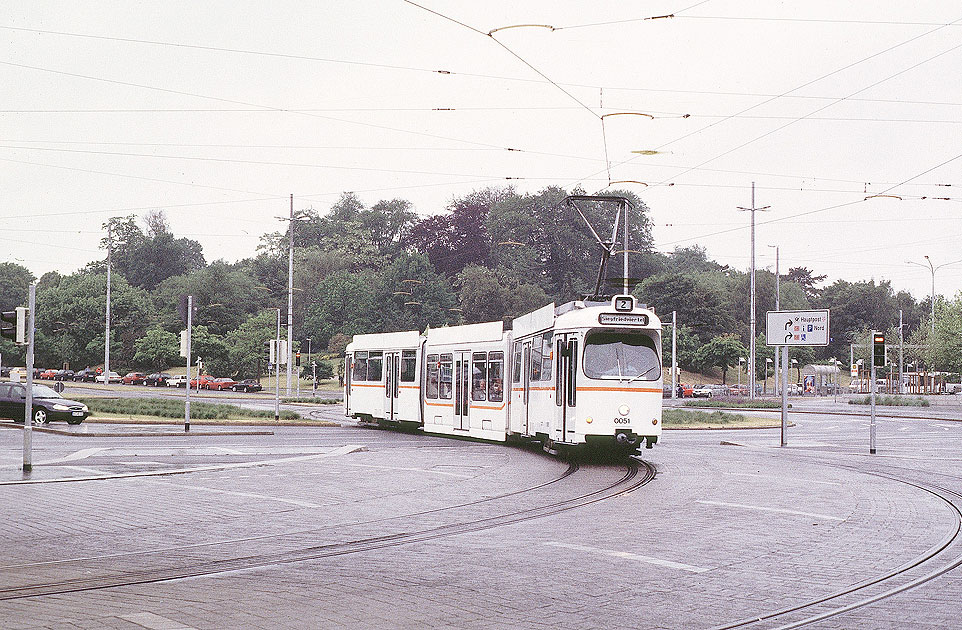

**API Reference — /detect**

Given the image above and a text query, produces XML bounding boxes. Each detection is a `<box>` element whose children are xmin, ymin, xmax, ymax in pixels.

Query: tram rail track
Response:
<box><xmin>0</xmin><ymin>458</ymin><xmax>655</xmax><ymax>601</ymax></box>
<box><xmin>713</xmin><ymin>463</ymin><xmax>962</xmax><ymax>630</ymax></box>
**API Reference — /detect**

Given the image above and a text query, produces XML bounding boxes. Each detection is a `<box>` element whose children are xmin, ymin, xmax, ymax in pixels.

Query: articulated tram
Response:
<box><xmin>344</xmin><ymin>295</ymin><xmax>662</xmax><ymax>454</ymax></box>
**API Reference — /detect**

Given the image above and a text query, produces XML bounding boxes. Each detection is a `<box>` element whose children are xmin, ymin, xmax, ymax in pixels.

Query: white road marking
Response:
<box><xmin>545</xmin><ymin>542</ymin><xmax>708</xmax><ymax>573</ymax></box>
<box><xmin>726</xmin><ymin>472</ymin><xmax>841</xmax><ymax>486</ymax></box>
<box><xmin>697</xmin><ymin>500</ymin><xmax>844</xmax><ymax>521</ymax></box>
<box><xmin>0</xmin><ymin>445</ymin><xmax>367</xmax><ymax>485</ymax></box>
<box><xmin>147</xmin><ymin>480</ymin><xmax>327</xmax><ymax>509</ymax></box>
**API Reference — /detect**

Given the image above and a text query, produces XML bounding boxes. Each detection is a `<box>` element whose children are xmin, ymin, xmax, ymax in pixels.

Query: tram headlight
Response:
<box><xmin>652</xmin><ymin>418</ymin><xmax>659</xmax><ymax>425</ymax></box>
<box><xmin>585</xmin><ymin>416</ymin><xmax>593</xmax><ymax>424</ymax></box>
<box><xmin>618</xmin><ymin>404</ymin><xmax>630</xmax><ymax>416</ymax></box>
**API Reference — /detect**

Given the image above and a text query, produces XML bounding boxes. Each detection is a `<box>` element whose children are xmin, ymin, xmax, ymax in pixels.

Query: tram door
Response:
<box><xmin>384</xmin><ymin>352</ymin><xmax>400</xmax><ymax>421</ymax></box>
<box><xmin>454</xmin><ymin>352</ymin><xmax>470</xmax><ymax>430</ymax></box>
<box><xmin>555</xmin><ymin>334</ymin><xmax>579</xmax><ymax>439</ymax></box>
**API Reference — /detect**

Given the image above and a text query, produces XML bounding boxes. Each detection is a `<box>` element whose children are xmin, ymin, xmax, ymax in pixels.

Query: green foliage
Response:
<box><xmin>133</xmin><ymin>327</ymin><xmax>180</xmax><ymax>371</ymax></box>
<box><xmin>663</xmin><ymin>409</ymin><xmax>748</xmax><ymax>425</ymax></box>
<box><xmin>75</xmin><ymin>397</ymin><xmax>301</xmax><ymax>420</ymax></box>
<box><xmin>224</xmin><ymin>311</ymin><xmax>277</xmax><ymax>379</ymax></box>
<box><xmin>848</xmin><ymin>395</ymin><xmax>929</xmax><ymax>407</ymax></box>
<box><xmin>457</xmin><ymin>265</ymin><xmax>550</xmax><ymax>324</ymax></box>
<box><xmin>692</xmin><ymin>334</ymin><xmax>749</xmax><ymax>384</ymax></box>
<box><xmin>684</xmin><ymin>399</ymin><xmax>781</xmax><ymax>409</ymax></box>
<box><xmin>0</xmin><ymin>262</ymin><xmax>34</xmax><ymax>312</ymax></box>
<box><xmin>661</xmin><ymin>324</ymin><xmax>701</xmax><ymax>372</ymax></box>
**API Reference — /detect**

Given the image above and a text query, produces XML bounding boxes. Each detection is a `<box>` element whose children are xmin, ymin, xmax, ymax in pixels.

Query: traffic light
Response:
<box><xmin>0</xmin><ymin>308</ymin><xmax>27</xmax><ymax>345</ymax></box>
<box><xmin>873</xmin><ymin>333</ymin><xmax>886</xmax><ymax>367</ymax></box>
<box><xmin>296</xmin><ymin>352</ymin><xmax>301</xmax><ymax>367</ymax></box>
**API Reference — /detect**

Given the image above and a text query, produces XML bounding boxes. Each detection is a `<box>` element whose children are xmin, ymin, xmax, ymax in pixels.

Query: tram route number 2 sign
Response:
<box><xmin>765</xmin><ymin>309</ymin><xmax>830</xmax><ymax>347</ymax></box>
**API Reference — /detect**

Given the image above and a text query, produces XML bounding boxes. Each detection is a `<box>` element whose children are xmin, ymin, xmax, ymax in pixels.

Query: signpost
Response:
<box><xmin>766</xmin><ymin>309</ymin><xmax>830</xmax><ymax>446</ymax></box>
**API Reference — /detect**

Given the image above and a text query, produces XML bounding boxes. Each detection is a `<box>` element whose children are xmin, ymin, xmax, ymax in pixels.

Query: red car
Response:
<box><xmin>39</xmin><ymin>369</ymin><xmax>58</xmax><ymax>380</ymax></box>
<box><xmin>206</xmin><ymin>377</ymin><xmax>237</xmax><ymax>391</ymax></box>
<box><xmin>190</xmin><ymin>375</ymin><xmax>214</xmax><ymax>389</ymax></box>
<box><xmin>122</xmin><ymin>372</ymin><xmax>146</xmax><ymax>385</ymax></box>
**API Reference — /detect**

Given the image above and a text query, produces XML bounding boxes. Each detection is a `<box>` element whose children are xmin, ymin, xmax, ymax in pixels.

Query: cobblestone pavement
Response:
<box><xmin>1</xmin><ymin>405</ymin><xmax>962</xmax><ymax>629</ymax></box>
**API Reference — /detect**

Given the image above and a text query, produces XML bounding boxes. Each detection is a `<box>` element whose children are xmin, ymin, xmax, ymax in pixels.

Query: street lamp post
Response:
<box><xmin>907</xmin><ymin>256</ymin><xmax>962</xmax><ymax>334</ymax></box>
<box><xmin>738</xmin><ymin>183</ymin><xmax>771</xmax><ymax>401</ymax></box>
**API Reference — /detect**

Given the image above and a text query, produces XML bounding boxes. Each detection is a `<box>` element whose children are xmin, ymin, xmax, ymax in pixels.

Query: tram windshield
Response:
<box><xmin>583</xmin><ymin>330</ymin><xmax>660</xmax><ymax>381</ymax></box>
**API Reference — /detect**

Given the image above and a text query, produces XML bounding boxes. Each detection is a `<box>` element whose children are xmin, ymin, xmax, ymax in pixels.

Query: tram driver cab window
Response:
<box><xmin>583</xmin><ymin>331</ymin><xmax>660</xmax><ymax>380</ymax></box>
<box><xmin>352</xmin><ymin>351</ymin><xmax>368</xmax><ymax>382</ymax></box>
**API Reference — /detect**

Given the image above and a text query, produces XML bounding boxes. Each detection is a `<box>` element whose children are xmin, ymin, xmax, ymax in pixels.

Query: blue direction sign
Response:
<box><xmin>766</xmin><ymin>309</ymin><xmax>830</xmax><ymax>346</ymax></box>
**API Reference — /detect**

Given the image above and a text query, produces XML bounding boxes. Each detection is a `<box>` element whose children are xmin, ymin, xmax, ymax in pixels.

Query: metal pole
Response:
<box><xmin>275</xmin><ymin>308</ymin><xmax>281</xmax><ymax>422</ymax></box>
<box><xmin>104</xmin><ymin>224</ymin><xmax>111</xmax><ymax>385</ymax></box>
<box><xmin>780</xmin><ymin>345</ymin><xmax>788</xmax><ymax>446</ymax></box>
<box><xmin>287</xmin><ymin>194</ymin><xmax>294</xmax><ymax>396</ymax></box>
<box><xmin>23</xmin><ymin>283</ymin><xmax>36</xmax><ymax>472</ymax></box>
<box><xmin>671</xmin><ymin>310</ymin><xmax>677</xmax><ymax>400</ymax></box>
<box><xmin>870</xmin><ymin>333</ymin><xmax>877</xmax><ymax>454</ymax></box>
<box><xmin>898</xmin><ymin>309</ymin><xmax>904</xmax><ymax>395</ymax></box>
<box><xmin>927</xmin><ymin>256</ymin><xmax>935</xmax><ymax>335</ymax></box>
<box><xmin>739</xmin><ymin>184</ymin><xmax>770</xmax><ymax>401</ymax></box>
<box><xmin>185</xmin><ymin>295</ymin><xmax>192</xmax><ymax>432</ymax></box>
<box><xmin>749</xmin><ymin>185</ymin><xmax>755</xmax><ymax>399</ymax></box>
<box><xmin>307</xmin><ymin>337</ymin><xmax>313</xmax><ymax>397</ymax></box>
<box><xmin>773</xmin><ymin>246</ymin><xmax>779</xmax><ymax>395</ymax></box>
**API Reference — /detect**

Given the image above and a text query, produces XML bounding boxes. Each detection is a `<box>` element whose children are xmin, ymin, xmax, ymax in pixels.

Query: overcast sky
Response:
<box><xmin>2</xmin><ymin>1</ymin><xmax>961</xmax><ymax>302</ymax></box>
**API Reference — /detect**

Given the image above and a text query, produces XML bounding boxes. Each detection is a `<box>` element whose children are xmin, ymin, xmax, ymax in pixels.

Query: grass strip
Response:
<box><xmin>684</xmin><ymin>399</ymin><xmax>782</xmax><ymax>409</ymax></box>
<box><xmin>74</xmin><ymin>397</ymin><xmax>301</xmax><ymax>420</ymax></box>
<box><xmin>848</xmin><ymin>395</ymin><xmax>930</xmax><ymax>407</ymax></box>
<box><xmin>664</xmin><ymin>408</ymin><xmax>747</xmax><ymax>425</ymax></box>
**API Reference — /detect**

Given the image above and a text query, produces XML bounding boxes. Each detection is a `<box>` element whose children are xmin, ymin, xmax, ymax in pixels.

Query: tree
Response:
<box><xmin>99</xmin><ymin>212</ymin><xmax>206</xmax><ymax>291</ymax></box>
<box><xmin>225</xmin><ymin>311</ymin><xmax>278</xmax><ymax>379</ymax></box>
<box><xmin>0</xmin><ymin>262</ymin><xmax>34</xmax><ymax>312</ymax></box>
<box><xmin>785</xmin><ymin>266</ymin><xmax>827</xmax><ymax>302</ymax></box>
<box><xmin>818</xmin><ymin>279</ymin><xmax>900</xmax><ymax>359</ymax></box>
<box><xmin>636</xmin><ymin>273</ymin><xmax>736</xmax><ymax>343</ymax></box>
<box><xmin>693</xmin><ymin>335</ymin><xmax>749</xmax><ymax>384</ymax></box>
<box><xmin>661</xmin><ymin>324</ymin><xmax>702</xmax><ymax>372</ymax></box>
<box><xmin>133</xmin><ymin>328</ymin><xmax>180</xmax><ymax>370</ymax></box>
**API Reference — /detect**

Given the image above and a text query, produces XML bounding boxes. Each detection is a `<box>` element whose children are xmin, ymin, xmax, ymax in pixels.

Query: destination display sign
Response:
<box><xmin>766</xmin><ymin>309</ymin><xmax>830</xmax><ymax>346</ymax></box>
<box><xmin>598</xmin><ymin>313</ymin><xmax>649</xmax><ymax>326</ymax></box>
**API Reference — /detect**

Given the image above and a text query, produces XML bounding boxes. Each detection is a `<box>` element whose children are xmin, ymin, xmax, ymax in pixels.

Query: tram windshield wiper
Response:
<box><xmin>628</xmin><ymin>364</ymin><xmax>660</xmax><ymax>384</ymax></box>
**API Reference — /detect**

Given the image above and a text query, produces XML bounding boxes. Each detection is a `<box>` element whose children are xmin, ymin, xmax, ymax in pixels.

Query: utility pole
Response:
<box><xmin>287</xmin><ymin>194</ymin><xmax>294</xmax><ymax>397</ymax></box>
<box><xmin>23</xmin><ymin>284</ymin><xmax>36</xmax><ymax>472</ymax></box>
<box><xmin>671</xmin><ymin>311</ymin><xmax>677</xmax><ymax>400</ymax></box>
<box><xmin>738</xmin><ymin>183</ymin><xmax>770</xmax><ymax>400</ymax></box>
<box><xmin>185</xmin><ymin>295</ymin><xmax>192</xmax><ymax>432</ymax></box>
<box><xmin>104</xmin><ymin>223</ymin><xmax>112</xmax><ymax>385</ymax></box>
<box><xmin>898</xmin><ymin>309</ymin><xmax>904</xmax><ymax>395</ymax></box>
<box><xmin>769</xmin><ymin>245</ymin><xmax>780</xmax><ymax>395</ymax></box>
<box><xmin>275</xmin><ymin>307</ymin><xmax>281</xmax><ymax>423</ymax></box>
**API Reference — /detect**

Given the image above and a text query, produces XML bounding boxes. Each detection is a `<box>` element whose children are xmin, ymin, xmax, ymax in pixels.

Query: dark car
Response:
<box><xmin>54</xmin><ymin>369</ymin><xmax>75</xmax><ymax>381</ymax></box>
<box><xmin>73</xmin><ymin>368</ymin><xmax>99</xmax><ymax>382</ymax></box>
<box><xmin>0</xmin><ymin>382</ymin><xmax>89</xmax><ymax>425</ymax></box>
<box><xmin>144</xmin><ymin>373</ymin><xmax>172</xmax><ymax>387</ymax></box>
<box><xmin>231</xmin><ymin>379</ymin><xmax>263</xmax><ymax>393</ymax></box>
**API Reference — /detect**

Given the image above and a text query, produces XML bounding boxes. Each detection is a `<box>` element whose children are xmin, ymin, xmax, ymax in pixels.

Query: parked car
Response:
<box><xmin>729</xmin><ymin>384</ymin><xmax>749</xmax><ymax>396</ymax></box>
<box><xmin>0</xmin><ymin>382</ymin><xmax>89</xmax><ymax>425</ymax></box>
<box><xmin>231</xmin><ymin>379</ymin><xmax>263</xmax><ymax>393</ymax></box>
<box><xmin>691</xmin><ymin>384</ymin><xmax>713</xmax><ymax>398</ymax></box>
<box><xmin>39</xmin><ymin>369</ymin><xmax>58</xmax><ymax>380</ymax></box>
<box><xmin>121</xmin><ymin>372</ymin><xmax>146</xmax><ymax>385</ymax></box>
<box><xmin>190</xmin><ymin>375</ymin><xmax>214</xmax><ymax>389</ymax></box>
<box><xmin>73</xmin><ymin>368</ymin><xmax>99</xmax><ymax>382</ymax></box>
<box><xmin>95</xmin><ymin>371</ymin><xmax>123</xmax><ymax>384</ymax></box>
<box><xmin>680</xmin><ymin>383</ymin><xmax>693</xmax><ymax>398</ymax></box>
<box><xmin>144</xmin><ymin>373</ymin><xmax>172</xmax><ymax>387</ymax></box>
<box><xmin>54</xmin><ymin>369</ymin><xmax>75</xmax><ymax>381</ymax></box>
<box><xmin>166</xmin><ymin>375</ymin><xmax>189</xmax><ymax>388</ymax></box>
<box><xmin>206</xmin><ymin>377</ymin><xmax>237</xmax><ymax>391</ymax></box>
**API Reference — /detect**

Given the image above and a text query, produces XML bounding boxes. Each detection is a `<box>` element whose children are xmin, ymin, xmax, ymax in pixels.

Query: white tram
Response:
<box><xmin>344</xmin><ymin>295</ymin><xmax>662</xmax><ymax>454</ymax></box>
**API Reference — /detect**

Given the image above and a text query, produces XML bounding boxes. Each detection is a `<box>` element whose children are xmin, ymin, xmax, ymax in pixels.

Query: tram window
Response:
<box><xmin>488</xmin><ymin>352</ymin><xmax>504</xmax><ymax>402</ymax></box>
<box><xmin>426</xmin><ymin>354</ymin><xmax>439</xmax><ymax>399</ymax></box>
<box><xmin>530</xmin><ymin>341</ymin><xmax>542</xmax><ymax>382</ymax></box>
<box><xmin>583</xmin><ymin>331</ymin><xmax>660</xmax><ymax>380</ymax></box>
<box><xmin>439</xmin><ymin>354</ymin><xmax>453</xmax><ymax>399</ymax></box>
<box><xmin>352</xmin><ymin>351</ymin><xmax>368</xmax><ymax>382</ymax></box>
<box><xmin>512</xmin><ymin>344</ymin><xmax>522</xmax><ymax>383</ymax></box>
<box><xmin>472</xmin><ymin>352</ymin><xmax>487</xmax><ymax>401</ymax></box>
<box><xmin>368</xmin><ymin>351</ymin><xmax>384</xmax><ymax>382</ymax></box>
<box><xmin>541</xmin><ymin>332</ymin><xmax>553</xmax><ymax>381</ymax></box>
<box><xmin>400</xmin><ymin>350</ymin><xmax>417</xmax><ymax>382</ymax></box>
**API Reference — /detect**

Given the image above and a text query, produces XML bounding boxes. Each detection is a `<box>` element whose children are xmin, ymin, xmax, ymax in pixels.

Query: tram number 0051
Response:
<box><xmin>613</xmin><ymin>417</ymin><xmax>631</xmax><ymax>424</ymax></box>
